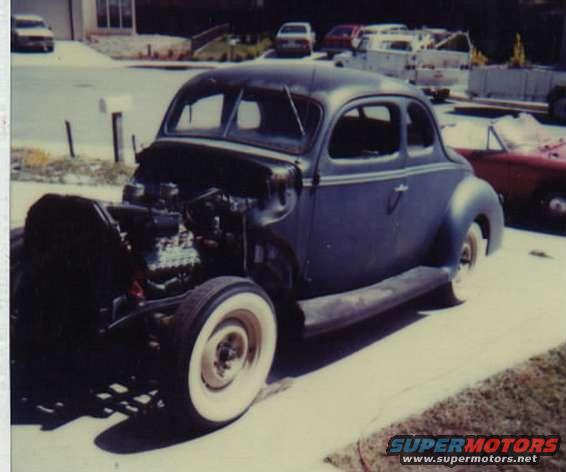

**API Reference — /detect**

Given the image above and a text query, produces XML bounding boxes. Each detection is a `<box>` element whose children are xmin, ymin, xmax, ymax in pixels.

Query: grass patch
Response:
<box><xmin>194</xmin><ymin>35</ymin><xmax>272</xmax><ymax>62</ymax></box>
<box><xmin>11</xmin><ymin>148</ymin><xmax>135</xmax><ymax>186</ymax></box>
<box><xmin>326</xmin><ymin>343</ymin><xmax>566</xmax><ymax>471</ymax></box>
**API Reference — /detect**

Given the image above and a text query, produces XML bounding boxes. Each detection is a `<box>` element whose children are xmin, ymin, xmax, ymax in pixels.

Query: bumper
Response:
<box><xmin>413</xmin><ymin>68</ymin><xmax>461</xmax><ymax>87</ymax></box>
<box><xmin>275</xmin><ymin>44</ymin><xmax>311</xmax><ymax>55</ymax></box>
<box><xmin>14</xmin><ymin>37</ymin><xmax>54</xmax><ymax>51</ymax></box>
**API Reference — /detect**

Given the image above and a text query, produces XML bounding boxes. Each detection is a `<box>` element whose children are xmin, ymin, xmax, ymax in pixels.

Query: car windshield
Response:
<box><xmin>280</xmin><ymin>25</ymin><xmax>307</xmax><ymax>34</ymax></box>
<box><xmin>329</xmin><ymin>26</ymin><xmax>354</xmax><ymax>37</ymax></box>
<box><xmin>493</xmin><ymin>113</ymin><xmax>562</xmax><ymax>152</ymax></box>
<box><xmin>15</xmin><ymin>19</ymin><xmax>46</xmax><ymax>28</ymax></box>
<box><xmin>166</xmin><ymin>84</ymin><xmax>322</xmax><ymax>155</ymax></box>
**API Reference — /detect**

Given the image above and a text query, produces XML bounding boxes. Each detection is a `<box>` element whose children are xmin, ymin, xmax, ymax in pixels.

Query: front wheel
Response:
<box><xmin>162</xmin><ymin>277</ymin><xmax>277</xmax><ymax>433</ymax></box>
<box><xmin>436</xmin><ymin>223</ymin><xmax>484</xmax><ymax>306</ymax></box>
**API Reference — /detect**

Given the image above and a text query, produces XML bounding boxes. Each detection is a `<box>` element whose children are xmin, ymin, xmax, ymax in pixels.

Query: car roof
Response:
<box><xmin>280</xmin><ymin>22</ymin><xmax>310</xmax><ymax>27</ymax></box>
<box><xmin>329</xmin><ymin>24</ymin><xmax>363</xmax><ymax>29</ymax></box>
<box><xmin>364</xmin><ymin>23</ymin><xmax>407</xmax><ymax>30</ymax></box>
<box><xmin>178</xmin><ymin>63</ymin><xmax>423</xmax><ymax>109</ymax></box>
<box><xmin>12</xmin><ymin>14</ymin><xmax>45</xmax><ymax>21</ymax></box>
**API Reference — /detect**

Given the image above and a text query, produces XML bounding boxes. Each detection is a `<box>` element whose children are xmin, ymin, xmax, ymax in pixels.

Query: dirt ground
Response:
<box><xmin>326</xmin><ymin>344</ymin><xmax>566</xmax><ymax>472</ymax></box>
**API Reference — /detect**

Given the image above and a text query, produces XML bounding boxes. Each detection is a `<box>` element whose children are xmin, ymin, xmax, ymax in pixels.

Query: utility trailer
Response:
<box><xmin>468</xmin><ymin>66</ymin><xmax>566</xmax><ymax>121</ymax></box>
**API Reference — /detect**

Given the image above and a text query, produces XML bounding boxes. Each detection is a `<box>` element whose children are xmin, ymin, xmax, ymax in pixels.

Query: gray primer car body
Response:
<box><xmin>12</xmin><ymin>63</ymin><xmax>504</xmax><ymax>382</ymax></box>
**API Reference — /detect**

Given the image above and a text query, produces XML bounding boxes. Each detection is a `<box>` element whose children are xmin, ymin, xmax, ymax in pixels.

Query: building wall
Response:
<box><xmin>11</xmin><ymin>0</ymin><xmax>137</xmax><ymax>40</ymax></box>
<box><xmin>11</xmin><ymin>0</ymin><xmax>84</xmax><ymax>40</ymax></box>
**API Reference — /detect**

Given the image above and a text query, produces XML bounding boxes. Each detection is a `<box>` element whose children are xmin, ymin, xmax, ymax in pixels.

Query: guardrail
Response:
<box><xmin>192</xmin><ymin>23</ymin><xmax>230</xmax><ymax>52</ymax></box>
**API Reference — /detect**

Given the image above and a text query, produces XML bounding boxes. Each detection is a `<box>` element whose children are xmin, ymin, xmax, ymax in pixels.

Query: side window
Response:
<box><xmin>329</xmin><ymin>104</ymin><xmax>400</xmax><ymax>159</ymax></box>
<box><xmin>175</xmin><ymin>94</ymin><xmax>223</xmax><ymax>132</ymax></box>
<box><xmin>236</xmin><ymin>99</ymin><xmax>261</xmax><ymax>130</ymax></box>
<box><xmin>406</xmin><ymin>102</ymin><xmax>435</xmax><ymax>155</ymax></box>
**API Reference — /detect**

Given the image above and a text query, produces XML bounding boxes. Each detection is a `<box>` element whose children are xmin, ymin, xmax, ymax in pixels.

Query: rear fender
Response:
<box><xmin>428</xmin><ymin>176</ymin><xmax>504</xmax><ymax>277</ymax></box>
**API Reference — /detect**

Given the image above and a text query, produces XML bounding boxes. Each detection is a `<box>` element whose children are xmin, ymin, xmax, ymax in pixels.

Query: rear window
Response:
<box><xmin>15</xmin><ymin>19</ymin><xmax>46</xmax><ymax>28</ymax></box>
<box><xmin>328</xmin><ymin>26</ymin><xmax>354</xmax><ymax>37</ymax></box>
<box><xmin>280</xmin><ymin>25</ymin><xmax>307</xmax><ymax>34</ymax></box>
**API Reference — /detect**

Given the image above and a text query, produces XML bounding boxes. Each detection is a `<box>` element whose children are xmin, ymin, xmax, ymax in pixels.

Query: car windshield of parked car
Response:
<box><xmin>15</xmin><ymin>19</ymin><xmax>46</xmax><ymax>28</ymax></box>
<box><xmin>493</xmin><ymin>113</ymin><xmax>562</xmax><ymax>152</ymax></box>
<box><xmin>280</xmin><ymin>25</ymin><xmax>307</xmax><ymax>34</ymax></box>
<box><xmin>167</xmin><ymin>85</ymin><xmax>321</xmax><ymax>154</ymax></box>
<box><xmin>328</xmin><ymin>26</ymin><xmax>354</xmax><ymax>37</ymax></box>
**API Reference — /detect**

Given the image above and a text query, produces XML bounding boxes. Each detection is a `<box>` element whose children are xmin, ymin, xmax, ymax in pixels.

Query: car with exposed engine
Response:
<box><xmin>11</xmin><ymin>14</ymin><xmax>55</xmax><ymax>52</ymax></box>
<box><xmin>275</xmin><ymin>22</ymin><xmax>316</xmax><ymax>56</ymax></box>
<box><xmin>10</xmin><ymin>63</ymin><xmax>504</xmax><ymax>434</ymax></box>
<box><xmin>443</xmin><ymin>113</ymin><xmax>566</xmax><ymax>223</ymax></box>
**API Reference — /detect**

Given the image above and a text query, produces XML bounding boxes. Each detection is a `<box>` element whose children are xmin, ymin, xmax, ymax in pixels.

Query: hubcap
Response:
<box><xmin>455</xmin><ymin>239</ymin><xmax>475</xmax><ymax>284</ymax></box>
<box><xmin>548</xmin><ymin>195</ymin><xmax>566</xmax><ymax>217</ymax></box>
<box><xmin>201</xmin><ymin>320</ymin><xmax>249</xmax><ymax>389</ymax></box>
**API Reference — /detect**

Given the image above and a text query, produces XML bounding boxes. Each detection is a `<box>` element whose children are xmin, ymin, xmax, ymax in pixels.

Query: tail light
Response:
<box><xmin>128</xmin><ymin>278</ymin><xmax>145</xmax><ymax>300</ymax></box>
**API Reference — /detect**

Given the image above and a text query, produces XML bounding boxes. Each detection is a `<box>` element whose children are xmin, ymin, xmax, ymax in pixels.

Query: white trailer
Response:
<box><xmin>468</xmin><ymin>66</ymin><xmax>566</xmax><ymax>121</ymax></box>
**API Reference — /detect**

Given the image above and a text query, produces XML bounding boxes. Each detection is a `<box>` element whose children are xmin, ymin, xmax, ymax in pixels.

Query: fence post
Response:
<box><xmin>111</xmin><ymin>112</ymin><xmax>124</xmax><ymax>163</ymax></box>
<box><xmin>65</xmin><ymin>120</ymin><xmax>75</xmax><ymax>158</ymax></box>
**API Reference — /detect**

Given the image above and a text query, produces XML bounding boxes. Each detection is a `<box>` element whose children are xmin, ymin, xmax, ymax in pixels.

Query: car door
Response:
<box><xmin>459</xmin><ymin>126</ymin><xmax>511</xmax><ymax>199</ymax></box>
<box><xmin>396</xmin><ymin>99</ymin><xmax>469</xmax><ymax>270</ymax></box>
<box><xmin>304</xmin><ymin>99</ymin><xmax>406</xmax><ymax>297</ymax></box>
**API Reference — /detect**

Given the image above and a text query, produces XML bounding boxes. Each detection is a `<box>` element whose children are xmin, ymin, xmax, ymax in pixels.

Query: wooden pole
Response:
<box><xmin>65</xmin><ymin>120</ymin><xmax>75</xmax><ymax>158</ymax></box>
<box><xmin>111</xmin><ymin>112</ymin><xmax>124</xmax><ymax>163</ymax></box>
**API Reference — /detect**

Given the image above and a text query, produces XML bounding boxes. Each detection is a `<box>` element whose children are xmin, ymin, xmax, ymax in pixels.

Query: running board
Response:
<box><xmin>299</xmin><ymin>266</ymin><xmax>450</xmax><ymax>338</ymax></box>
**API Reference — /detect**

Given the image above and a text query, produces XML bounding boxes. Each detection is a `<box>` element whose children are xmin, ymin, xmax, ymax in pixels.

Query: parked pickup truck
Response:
<box><xmin>468</xmin><ymin>66</ymin><xmax>566</xmax><ymax>122</ymax></box>
<box><xmin>11</xmin><ymin>63</ymin><xmax>503</xmax><ymax>434</ymax></box>
<box><xmin>335</xmin><ymin>29</ymin><xmax>471</xmax><ymax>98</ymax></box>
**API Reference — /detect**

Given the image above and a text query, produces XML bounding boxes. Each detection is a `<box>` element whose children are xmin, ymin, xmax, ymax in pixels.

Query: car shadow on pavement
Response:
<box><xmin>93</xmin><ymin>302</ymin><xmax>427</xmax><ymax>455</ymax></box>
<box><xmin>269</xmin><ymin>303</ymin><xmax>425</xmax><ymax>380</ymax></box>
<box><xmin>12</xmin><ymin>301</ymin><xmax>430</xmax><ymax>454</ymax></box>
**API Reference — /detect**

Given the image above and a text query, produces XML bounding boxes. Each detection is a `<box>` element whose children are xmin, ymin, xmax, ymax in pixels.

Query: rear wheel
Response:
<box><xmin>162</xmin><ymin>277</ymin><xmax>277</xmax><ymax>433</ymax></box>
<box><xmin>539</xmin><ymin>191</ymin><xmax>566</xmax><ymax>224</ymax></box>
<box><xmin>436</xmin><ymin>223</ymin><xmax>484</xmax><ymax>306</ymax></box>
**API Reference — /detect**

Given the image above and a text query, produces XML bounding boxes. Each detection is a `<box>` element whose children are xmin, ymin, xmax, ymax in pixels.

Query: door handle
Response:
<box><xmin>394</xmin><ymin>183</ymin><xmax>409</xmax><ymax>193</ymax></box>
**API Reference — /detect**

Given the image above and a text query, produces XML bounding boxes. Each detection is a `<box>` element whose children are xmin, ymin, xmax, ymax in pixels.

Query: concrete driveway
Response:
<box><xmin>9</xmin><ymin>181</ymin><xmax>566</xmax><ymax>472</ymax></box>
<box><xmin>11</xmin><ymin>41</ymin><xmax>116</xmax><ymax>68</ymax></box>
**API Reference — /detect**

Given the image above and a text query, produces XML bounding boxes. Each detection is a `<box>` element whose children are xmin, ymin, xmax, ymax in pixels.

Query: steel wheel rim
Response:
<box><xmin>454</xmin><ymin>234</ymin><xmax>477</xmax><ymax>286</ymax></box>
<box><xmin>187</xmin><ymin>292</ymin><xmax>276</xmax><ymax>422</ymax></box>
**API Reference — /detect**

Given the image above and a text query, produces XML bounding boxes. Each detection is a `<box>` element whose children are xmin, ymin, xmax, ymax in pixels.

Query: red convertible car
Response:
<box><xmin>444</xmin><ymin>114</ymin><xmax>566</xmax><ymax>222</ymax></box>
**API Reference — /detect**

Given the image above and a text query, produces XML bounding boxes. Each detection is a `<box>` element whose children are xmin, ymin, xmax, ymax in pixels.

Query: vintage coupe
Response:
<box><xmin>443</xmin><ymin>113</ymin><xmax>566</xmax><ymax>222</ymax></box>
<box><xmin>11</xmin><ymin>64</ymin><xmax>503</xmax><ymax>433</ymax></box>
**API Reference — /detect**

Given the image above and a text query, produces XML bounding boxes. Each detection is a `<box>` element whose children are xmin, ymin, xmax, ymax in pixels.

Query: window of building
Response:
<box><xmin>97</xmin><ymin>0</ymin><xmax>133</xmax><ymax>29</ymax></box>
